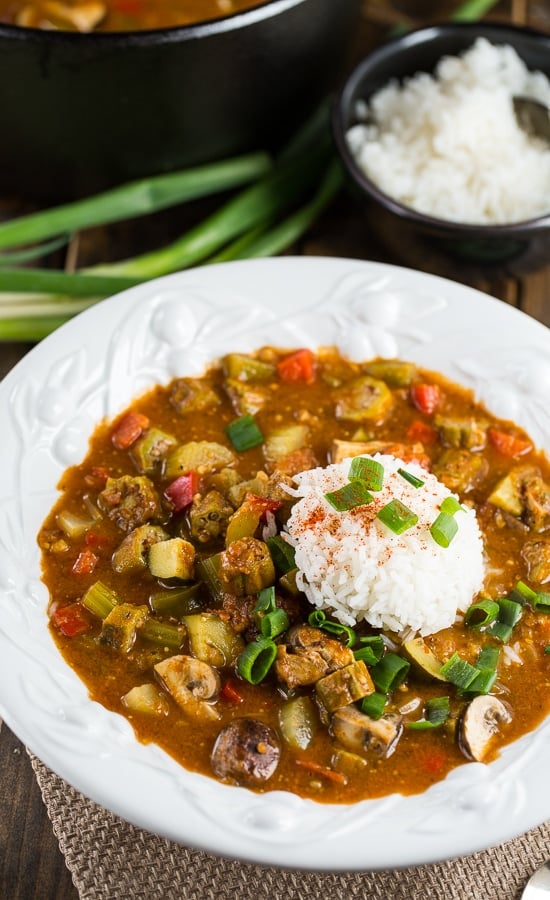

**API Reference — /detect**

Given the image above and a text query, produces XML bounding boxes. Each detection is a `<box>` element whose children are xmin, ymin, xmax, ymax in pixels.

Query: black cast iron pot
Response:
<box><xmin>0</xmin><ymin>0</ymin><xmax>361</xmax><ymax>200</ymax></box>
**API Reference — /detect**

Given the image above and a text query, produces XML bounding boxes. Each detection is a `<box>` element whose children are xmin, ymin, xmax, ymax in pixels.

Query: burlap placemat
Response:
<box><xmin>29</xmin><ymin>753</ymin><xmax>549</xmax><ymax>900</ymax></box>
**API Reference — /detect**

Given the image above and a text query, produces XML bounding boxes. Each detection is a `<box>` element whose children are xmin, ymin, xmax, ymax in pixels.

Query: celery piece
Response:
<box><xmin>196</xmin><ymin>552</ymin><xmax>224</xmax><ymax>605</ymax></box>
<box><xmin>56</xmin><ymin>509</ymin><xmax>95</xmax><ymax>539</ymax></box>
<box><xmin>82</xmin><ymin>580</ymin><xmax>120</xmax><ymax>619</ymax></box>
<box><xmin>122</xmin><ymin>683</ymin><xmax>170</xmax><ymax>716</ymax></box>
<box><xmin>149</xmin><ymin>584</ymin><xmax>202</xmax><ymax>618</ymax></box>
<box><xmin>148</xmin><ymin>538</ymin><xmax>195</xmax><ymax>581</ymax></box>
<box><xmin>223</xmin><ymin>353</ymin><xmax>275</xmax><ymax>383</ymax></box>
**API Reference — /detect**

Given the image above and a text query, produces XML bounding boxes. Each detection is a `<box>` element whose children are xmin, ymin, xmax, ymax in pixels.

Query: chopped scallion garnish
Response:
<box><xmin>508</xmin><ymin>580</ymin><xmax>537</xmax><ymax>605</ymax></box>
<box><xmin>354</xmin><ymin>635</ymin><xmax>385</xmax><ymax>666</ymax></box>
<box><xmin>237</xmin><ymin>638</ymin><xmax>277</xmax><ymax>684</ymax></box>
<box><xmin>464</xmin><ymin>599</ymin><xmax>500</xmax><ymax>629</ymax></box>
<box><xmin>349</xmin><ymin>456</ymin><xmax>384</xmax><ymax>491</ymax></box>
<box><xmin>440</xmin><ymin>496</ymin><xmax>464</xmax><ymax>516</ymax></box>
<box><xmin>397</xmin><ymin>468</ymin><xmax>424</xmax><ymax>489</ymax></box>
<box><xmin>225</xmin><ymin>414</ymin><xmax>264</xmax><ymax>452</ymax></box>
<box><xmin>360</xmin><ymin>691</ymin><xmax>387</xmax><ymax>719</ymax></box>
<box><xmin>466</xmin><ymin>646</ymin><xmax>500</xmax><ymax>695</ymax></box>
<box><xmin>407</xmin><ymin>696</ymin><xmax>450</xmax><ymax>730</ymax></box>
<box><xmin>266</xmin><ymin>535</ymin><xmax>296</xmax><ymax>574</ymax></box>
<box><xmin>430</xmin><ymin>511</ymin><xmax>458</xmax><ymax>548</ymax></box>
<box><xmin>325</xmin><ymin>481</ymin><xmax>374</xmax><ymax>512</ymax></box>
<box><xmin>533</xmin><ymin>591</ymin><xmax>550</xmax><ymax>613</ymax></box>
<box><xmin>370</xmin><ymin>652</ymin><xmax>410</xmax><ymax>692</ymax></box>
<box><xmin>439</xmin><ymin>652</ymin><xmax>479</xmax><ymax>690</ymax></box>
<box><xmin>377</xmin><ymin>499</ymin><xmax>418</xmax><ymax>535</ymax></box>
<box><xmin>307</xmin><ymin>609</ymin><xmax>357</xmax><ymax>647</ymax></box>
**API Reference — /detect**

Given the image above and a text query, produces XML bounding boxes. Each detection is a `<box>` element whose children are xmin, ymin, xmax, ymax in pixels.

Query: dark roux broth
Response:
<box><xmin>38</xmin><ymin>348</ymin><xmax>550</xmax><ymax>803</ymax></box>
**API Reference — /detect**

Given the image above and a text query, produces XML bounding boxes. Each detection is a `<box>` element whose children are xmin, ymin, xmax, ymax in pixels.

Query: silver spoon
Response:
<box><xmin>521</xmin><ymin>860</ymin><xmax>550</xmax><ymax>898</ymax></box>
<box><xmin>513</xmin><ymin>96</ymin><xmax>550</xmax><ymax>146</ymax></box>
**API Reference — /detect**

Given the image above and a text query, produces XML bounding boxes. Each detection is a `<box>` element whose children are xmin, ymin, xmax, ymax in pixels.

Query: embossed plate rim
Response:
<box><xmin>1</xmin><ymin>256</ymin><xmax>549</xmax><ymax>871</ymax></box>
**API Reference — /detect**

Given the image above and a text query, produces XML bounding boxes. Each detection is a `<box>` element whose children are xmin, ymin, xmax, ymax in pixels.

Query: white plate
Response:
<box><xmin>1</xmin><ymin>257</ymin><xmax>550</xmax><ymax>871</ymax></box>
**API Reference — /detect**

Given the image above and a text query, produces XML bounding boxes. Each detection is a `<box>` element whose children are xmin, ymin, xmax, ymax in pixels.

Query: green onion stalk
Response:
<box><xmin>0</xmin><ymin>105</ymin><xmax>342</xmax><ymax>342</ymax></box>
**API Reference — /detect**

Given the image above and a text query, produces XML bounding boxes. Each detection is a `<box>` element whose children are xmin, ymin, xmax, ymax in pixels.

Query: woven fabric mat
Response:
<box><xmin>29</xmin><ymin>753</ymin><xmax>549</xmax><ymax>900</ymax></box>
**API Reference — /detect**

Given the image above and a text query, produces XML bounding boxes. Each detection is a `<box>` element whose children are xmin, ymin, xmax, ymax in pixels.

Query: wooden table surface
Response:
<box><xmin>1</xmin><ymin>2</ymin><xmax>550</xmax><ymax>898</ymax></box>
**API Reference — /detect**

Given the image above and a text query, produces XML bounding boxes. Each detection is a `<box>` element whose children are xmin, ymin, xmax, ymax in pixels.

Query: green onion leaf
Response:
<box><xmin>317</xmin><ymin>620</ymin><xmax>357</xmax><ymax>648</ymax></box>
<box><xmin>370</xmin><ymin>652</ymin><xmax>410</xmax><ymax>692</ymax></box>
<box><xmin>354</xmin><ymin>635</ymin><xmax>385</xmax><ymax>666</ymax></box>
<box><xmin>324</xmin><ymin>481</ymin><xmax>374</xmax><ymax>511</ymax></box>
<box><xmin>508</xmin><ymin>580</ymin><xmax>537</xmax><ymax>605</ymax></box>
<box><xmin>259</xmin><ymin>608</ymin><xmax>289</xmax><ymax>640</ymax></box>
<box><xmin>308</xmin><ymin>609</ymin><xmax>326</xmax><ymax>628</ymax></box>
<box><xmin>377</xmin><ymin>499</ymin><xmax>418</xmax><ymax>535</ymax></box>
<box><xmin>408</xmin><ymin>696</ymin><xmax>450</xmax><ymax>730</ymax></box>
<box><xmin>439</xmin><ymin>652</ymin><xmax>480</xmax><ymax>689</ymax></box>
<box><xmin>360</xmin><ymin>691</ymin><xmax>387</xmax><ymax>719</ymax></box>
<box><xmin>349</xmin><ymin>457</ymin><xmax>384</xmax><ymax>491</ymax></box>
<box><xmin>545</xmin><ymin>646</ymin><xmax>550</xmax><ymax>655</ymax></box>
<box><xmin>466</xmin><ymin>646</ymin><xmax>500</xmax><ymax>694</ymax></box>
<box><xmin>464</xmin><ymin>599</ymin><xmax>500</xmax><ymax>629</ymax></box>
<box><xmin>533</xmin><ymin>591</ymin><xmax>550</xmax><ymax>613</ymax></box>
<box><xmin>225</xmin><ymin>414</ymin><xmax>264</xmax><ymax>452</ymax></box>
<box><xmin>237</xmin><ymin>638</ymin><xmax>277</xmax><ymax>684</ymax></box>
<box><xmin>397</xmin><ymin>468</ymin><xmax>425</xmax><ymax>489</ymax></box>
<box><xmin>253</xmin><ymin>586</ymin><xmax>276</xmax><ymax>615</ymax></box>
<box><xmin>430</xmin><ymin>512</ymin><xmax>458</xmax><ymax>548</ymax></box>
<box><xmin>266</xmin><ymin>535</ymin><xmax>296</xmax><ymax>574</ymax></box>
<box><xmin>440</xmin><ymin>496</ymin><xmax>464</xmax><ymax>515</ymax></box>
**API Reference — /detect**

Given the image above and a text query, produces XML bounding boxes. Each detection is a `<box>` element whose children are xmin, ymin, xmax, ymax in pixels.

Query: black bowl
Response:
<box><xmin>332</xmin><ymin>22</ymin><xmax>550</xmax><ymax>271</ymax></box>
<box><xmin>0</xmin><ymin>0</ymin><xmax>361</xmax><ymax>200</ymax></box>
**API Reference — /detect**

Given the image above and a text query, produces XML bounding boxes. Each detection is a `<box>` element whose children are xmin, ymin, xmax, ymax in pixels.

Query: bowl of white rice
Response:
<box><xmin>332</xmin><ymin>23</ymin><xmax>550</xmax><ymax>268</ymax></box>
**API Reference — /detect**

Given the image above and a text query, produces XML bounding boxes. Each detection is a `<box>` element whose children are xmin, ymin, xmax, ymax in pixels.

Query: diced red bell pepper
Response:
<box><xmin>406</xmin><ymin>418</ymin><xmax>438</xmax><ymax>445</ymax></box>
<box><xmin>111</xmin><ymin>411</ymin><xmax>150</xmax><ymax>450</ymax></box>
<box><xmin>488</xmin><ymin>427</ymin><xmax>532</xmax><ymax>459</ymax></box>
<box><xmin>84</xmin><ymin>465</ymin><xmax>110</xmax><ymax>487</ymax></box>
<box><xmin>410</xmin><ymin>383</ymin><xmax>441</xmax><ymax>415</ymax></box>
<box><xmin>220</xmin><ymin>680</ymin><xmax>244</xmax><ymax>704</ymax></box>
<box><xmin>420</xmin><ymin>749</ymin><xmax>447</xmax><ymax>776</ymax></box>
<box><xmin>72</xmin><ymin>549</ymin><xmax>99</xmax><ymax>576</ymax></box>
<box><xmin>276</xmin><ymin>348</ymin><xmax>316</xmax><ymax>384</ymax></box>
<box><xmin>164</xmin><ymin>471</ymin><xmax>199</xmax><ymax>512</ymax></box>
<box><xmin>84</xmin><ymin>530</ymin><xmax>112</xmax><ymax>552</ymax></box>
<box><xmin>51</xmin><ymin>603</ymin><xmax>92</xmax><ymax>637</ymax></box>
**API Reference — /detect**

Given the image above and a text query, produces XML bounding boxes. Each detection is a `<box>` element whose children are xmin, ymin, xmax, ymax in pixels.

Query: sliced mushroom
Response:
<box><xmin>154</xmin><ymin>655</ymin><xmax>221</xmax><ymax>721</ymax></box>
<box><xmin>331</xmin><ymin>706</ymin><xmax>403</xmax><ymax>758</ymax></box>
<box><xmin>459</xmin><ymin>695</ymin><xmax>512</xmax><ymax>762</ymax></box>
<box><xmin>210</xmin><ymin>718</ymin><xmax>281</xmax><ymax>786</ymax></box>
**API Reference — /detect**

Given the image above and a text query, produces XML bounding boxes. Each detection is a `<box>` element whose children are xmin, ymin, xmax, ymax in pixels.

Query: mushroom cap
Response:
<box><xmin>459</xmin><ymin>694</ymin><xmax>512</xmax><ymax>762</ymax></box>
<box><xmin>211</xmin><ymin>718</ymin><xmax>281</xmax><ymax>786</ymax></box>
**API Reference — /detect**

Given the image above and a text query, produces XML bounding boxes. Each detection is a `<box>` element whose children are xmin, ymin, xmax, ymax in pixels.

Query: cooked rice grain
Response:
<box><xmin>284</xmin><ymin>454</ymin><xmax>484</xmax><ymax>636</ymax></box>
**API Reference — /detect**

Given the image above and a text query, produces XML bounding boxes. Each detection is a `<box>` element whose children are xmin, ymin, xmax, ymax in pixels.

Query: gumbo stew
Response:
<box><xmin>0</xmin><ymin>0</ymin><xmax>268</xmax><ymax>31</ymax></box>
<box><xmin>39</xmin><ymin>347</ymin><xmax>550</xmax><ymax>803</ymax></box>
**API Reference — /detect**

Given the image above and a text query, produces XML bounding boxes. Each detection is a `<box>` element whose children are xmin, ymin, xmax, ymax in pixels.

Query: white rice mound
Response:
<box><xmin>284</xmin><ymin>454</ymin><xmax>484</xmax><ymax>637</ymax></box>
<box><xmin>346</xmin><ymin>37</ymin><xmax>550</xmax><ymax>225</ymax></box>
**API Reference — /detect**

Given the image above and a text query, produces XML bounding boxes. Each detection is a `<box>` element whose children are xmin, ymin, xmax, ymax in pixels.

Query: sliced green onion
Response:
<box><xmin>466</xmin><ymin>646</ymin><xmax>500</xmax><ymax>695</ymax></box>
<box><xmin>324</xmin><ymin>480</ymin><xmax>374</xmax><ymax>512</ymax></box>
<box><xmin>397</xmin><ymin>468</ymin><xmax>425</xmax><ymax>489</ymax></box>
<box><xmin>440</xmin><ymin>652</ymin><xmax>480</xmax><ymax>690</ymax></box>
<box><xmin>430</xmin><ymin>512</ymin><xmax>458</xmax><ymax>548</ymax></box>
<box><xmin>225</xmin><ymin>414</ymin><xmax>264</xmax><ymax>452</ymax></box>
<box><xmin>356</xmin><ymin>635</ymin><xmax>385</xmax><ymax>664</ymax></box>
<box><xmin>259</xmin><ymin>608</ymin><xmax>289</xmax><ymax>640</ymax></box>
<box><xmin>306</xmin><ymin>609</ymin><xmax>356</xmax><ymax>647</ymax></box>
<box><xmin>370</xmin><ymin>652</ymin><xmax>410</xmax><ymax>692</ymax></box>
<box><xmin>464</xmin><ymin>599</ymin><xmax>500</xmax><ymax>629</ymax></box>
<box><xmin>308</xmin><ymin>609</ymin><xmax>326</xmax><ymax>628</ymax></box>
<box><xmin>349</xmin><ymin>456</ymin><xmax>384</xmax><ymax>491</ymax></box>
<box><xmin>254</xmin><ymin>586</ymin><xmax>276</xmax><ymax>614</ymax></box>
<box><xmin>509</xmin><ymin>580</ymin><xmax>537</xmax><ymax>605</ymax></box>
<box><xmin>317</xmin><ymin>620</ymin><xmax>357</xmax><ymax>648</ymax></box>
<box><xmin>237</xmin><ymin>638</ymin><xmax>277</xmax><ymax>684</ymax></box>
<box><xmin>497</xmin><ymin>598</ymin><xmax>523</xmax><ymax>628</ymax></box>
<box><xmin>354</xmin><ymin>646</ymin><xmax>380</xmax><ymax>666</ymax></box>
<box><xmin>545</xmin><ymin>646</ymin><xmax>550</xmax><ymax>655</ymax></box>
<box><xmin>440</xmin><ymin>496</ymin><xmax>464</xmax><ymax>516</ymax></box>
<box><xmin>377</xmin><ymin>499</ymin><xmax>418</xmax><ymax>535</ymax></box>
<box><xmin>360</xmin><ymin>691</ymin><xmax>387</xmax><ymax>719</ymax></box>
<box><xmin>533</xmin><ymin>592</ymin><xmax>550</xmax><ymax>613</ymax></box>
<box><xmin>266</xmin><ymin>535</ymin><xmax>296</xmax><ymax>574</ymax></box>
<box><xmin>488</xmin><ymin>622</ymin><xmax>514</xmax><ymax>643</ymax></box>
<box><xmin>408</xmin><ymin>696</ymin><xmax>450</xmax><ymax>730</ymax></box>
<box><xmin>81</xmin><ymin>580</ymin><xmax>119</xmax><ymax>619</ymax></box>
